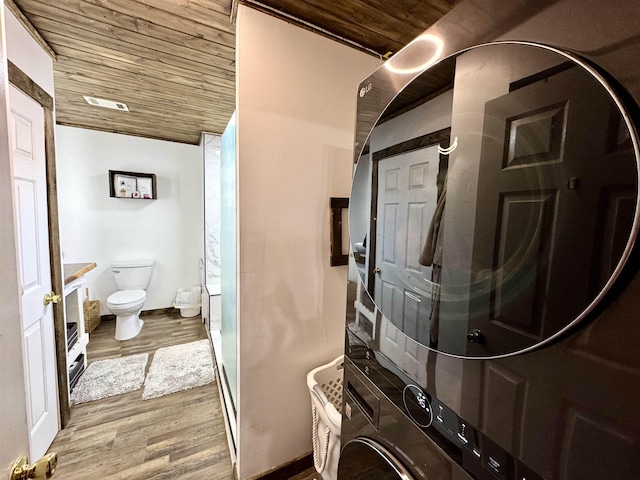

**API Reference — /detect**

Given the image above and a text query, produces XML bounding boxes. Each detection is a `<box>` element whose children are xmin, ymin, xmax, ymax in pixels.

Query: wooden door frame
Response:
<box><xmin>367</xmin><ymin>127</ymin><xmax>452</xmax><ymax>294</ymax></box>
<box><xmin>8</xmin><ymin>60</ymin><xmax>70</xmax><ymax>428</ymax></box>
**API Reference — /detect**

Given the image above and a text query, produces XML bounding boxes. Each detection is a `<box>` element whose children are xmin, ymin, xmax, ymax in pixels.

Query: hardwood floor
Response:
<box><xmin>49</xmin><ymin>311</ymin><xmax>321</xmax><ymax>479</ymax></box>
<box><xmin>48</xmin><ymin>312</ymin><xmax>234</xmax><ymax>480</ymax></box>
<box><xmin>289</xmin><ymin>468</ymin><xmax>318</xmax><ymax>480</ymax></box>
<box><xmin>88</xmin><ymin>311</ymin><xmax>209</xmax><ymax>362</ymax></box>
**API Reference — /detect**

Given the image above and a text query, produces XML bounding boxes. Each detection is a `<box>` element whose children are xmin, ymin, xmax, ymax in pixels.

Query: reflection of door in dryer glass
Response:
<box><xmin>463</xmin><ymin>63</ymin><xmax>637</xmax><ymax>356</ymax></box>
<box><xmin>351</xmin><ymin>43</ymin><xmax>638</xmax><ymax>358</ymax></box>
<box><xmin>374</xmin><ymin>144</ymin><xmax>442</xmax><ymax>347</ymax></box>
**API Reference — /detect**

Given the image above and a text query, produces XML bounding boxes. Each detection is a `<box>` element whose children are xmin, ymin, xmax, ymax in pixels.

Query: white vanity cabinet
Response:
<box><xmin>63</xmin><ymin>262</ymin><xmax>96</xmax><ymax>398</ymax></box>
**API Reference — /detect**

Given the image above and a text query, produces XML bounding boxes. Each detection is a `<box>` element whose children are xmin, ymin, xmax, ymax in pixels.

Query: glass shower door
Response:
<box><xmin>220</xmin><ymin>113</ymin><xmax>238</xmax><ymax>412</ymax></box>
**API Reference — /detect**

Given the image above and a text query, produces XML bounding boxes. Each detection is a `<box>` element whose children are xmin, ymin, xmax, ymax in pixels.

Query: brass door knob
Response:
<box><xmin>10</xmin><ymin>453</ymin><xmax>57</xmax><ymax>480</ymax></box>
<box><xmin>373</xmin><ymin>267</ymin><xmax>381</xmax><ymax>274</ymax></box>
<box><xmin>43</xmin><ymin>292</ymin><xmax>62</xmax><ymax>306</ymax></box>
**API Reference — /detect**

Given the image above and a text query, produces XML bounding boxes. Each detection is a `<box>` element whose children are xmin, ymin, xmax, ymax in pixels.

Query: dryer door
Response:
<box><xmin>349</xmin><ymin>41</ymin><xmax>640</xmax><ymax>359</ymax></box>
<box><xmin>338</xmin><ymin>437</ymin><xmax>415</xmax><ymax>480</ymax></box>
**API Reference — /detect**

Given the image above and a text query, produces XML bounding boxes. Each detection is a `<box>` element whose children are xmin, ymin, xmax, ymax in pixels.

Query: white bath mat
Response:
<box><xmin>143</xmin><ymin>339</ymin><xmax>215</xmax><ymax>400</ymax></box>
<box><xmin>71</xmin><ymin>353</ymin><xmax>149</xmax><ymax>404</ymax></box>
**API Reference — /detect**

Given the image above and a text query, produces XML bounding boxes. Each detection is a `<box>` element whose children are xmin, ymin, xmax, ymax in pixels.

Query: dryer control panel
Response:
<box><xmin>346</xmin><ymin>345</ymin><xmax>544</xmax><ymax>480</ymax></box>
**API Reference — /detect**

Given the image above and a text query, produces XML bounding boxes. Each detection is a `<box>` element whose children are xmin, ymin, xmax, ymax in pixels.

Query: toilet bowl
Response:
<box><xmin>107</xmin><ymin>289</ymin><xmax>146</xmax><ymax>341</ymax></box>
<box><xmin>106</xmin><ymin>260</ymin><xmax>154</xmax><ymax>341</ymax></box>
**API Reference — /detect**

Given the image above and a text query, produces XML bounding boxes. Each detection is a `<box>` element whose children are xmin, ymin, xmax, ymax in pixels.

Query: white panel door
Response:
<box><xmin>10</xmin><ymin>84</ymin><xmax>59</xmax><ymax>459</ymax></box>
<box><xmin>374</xmin><ymin>146</ymin><xmax>439</xmax><ymax>345</ymax></box>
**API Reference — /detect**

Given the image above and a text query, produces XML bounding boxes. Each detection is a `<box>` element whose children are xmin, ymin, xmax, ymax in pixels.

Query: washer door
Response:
<box><xmin>338</xmin><ymin>437</ymin><xmax>415</xmax><ymax>480</ymax></box>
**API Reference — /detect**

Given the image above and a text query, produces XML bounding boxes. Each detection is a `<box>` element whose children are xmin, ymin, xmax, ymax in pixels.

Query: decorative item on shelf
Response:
<box><xmin>83</xmin><ymin>288</ymin><xmax>101</xmax><ymax>334</ymax></box>
<box><xmin>109</xmin><ymin>170</ymin><xmax>157</xmax><ymax>199</ymax></box>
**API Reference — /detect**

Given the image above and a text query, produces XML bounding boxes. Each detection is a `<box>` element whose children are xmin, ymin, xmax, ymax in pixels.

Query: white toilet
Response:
<box><xmin>107</xmin><ymin>260</ymin><xmax>155</xmax><ymax>341</ymax></box>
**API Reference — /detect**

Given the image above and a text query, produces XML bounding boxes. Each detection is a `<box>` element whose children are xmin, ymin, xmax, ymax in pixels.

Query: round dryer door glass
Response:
<box><xmin>337</xmin><ymin>438</ymin><xmax>415</xmax><ymax>480</ymax></box>
<box><xmin>350</xmin><ymin>42</ymin><xmax>639</xmax><ymax>358</ymax></box>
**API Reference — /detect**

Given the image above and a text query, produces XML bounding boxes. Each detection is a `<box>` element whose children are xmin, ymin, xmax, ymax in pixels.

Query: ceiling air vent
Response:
<box><xmin>83</xmin><ymin>96</ymin><xmax>130</xmax><ymax>111</ymax></box>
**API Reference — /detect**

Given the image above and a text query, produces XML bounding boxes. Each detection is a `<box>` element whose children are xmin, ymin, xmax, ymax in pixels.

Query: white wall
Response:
<box><xmin>235</xmin><ymin>6</ymin><xmax>380</xmax><ymax>479</ymax></box>
<box><xmin>4</xmin><ymin>7</ymin><xmax>54</xmax><ymax>96</ymax></box>
<box><xmin>56</xmin><ymin>126</ymin><xmax>203</xmax><ymax>313</ymax></box>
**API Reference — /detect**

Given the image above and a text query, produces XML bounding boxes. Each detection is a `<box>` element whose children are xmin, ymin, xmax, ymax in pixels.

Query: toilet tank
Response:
<box><xmin>112</xmin><ymin>260</ymin><xmax>155</xmax><ymax>290</ymax></box>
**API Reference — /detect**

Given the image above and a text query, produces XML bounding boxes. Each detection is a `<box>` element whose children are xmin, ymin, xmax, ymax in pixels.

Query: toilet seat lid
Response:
<box><xmin>108</xmin><ymin>289</ymin><xmax>146</xmax><ymax>305</ymax></box>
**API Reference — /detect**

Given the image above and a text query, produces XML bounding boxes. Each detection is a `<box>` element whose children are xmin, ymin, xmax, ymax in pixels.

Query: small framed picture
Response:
<box><xmin>114</xmin><ymin>174</ymin><xmax>137</xmax><ymax>198</ymax></box>
<box><xmin>137</xmin><ymin>177</ymin><xmax>153</xmax><ymax>199</ymax></box>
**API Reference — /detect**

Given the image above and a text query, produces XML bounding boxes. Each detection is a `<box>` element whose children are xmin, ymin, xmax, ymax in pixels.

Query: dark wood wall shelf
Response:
<box><xmin>330</xmin><ymin>197</ymin><xmax>349</xmax><ymax>266</ymax></box>
<box><xmin>109</xmin><ymin>170</ymin><xmax>157</xmax><ymax>199</ymax></box>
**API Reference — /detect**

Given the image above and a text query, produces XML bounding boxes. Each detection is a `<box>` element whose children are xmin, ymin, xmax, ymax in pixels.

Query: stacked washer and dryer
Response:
<box><xmin>339</xmin><ymin>1</ymin><xmax>640</xmax><ymax>479</ymax></box>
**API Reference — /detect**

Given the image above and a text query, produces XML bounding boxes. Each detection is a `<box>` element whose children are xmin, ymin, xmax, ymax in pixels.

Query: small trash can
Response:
<box><xmin>307</xmin><ymin>355</ymin><xmax>344</xmax><ymax>480</ymax></box>
<box><xmin>173</xmin><ymin>285</ymin><xmax>202</xmax><ymax>317</ymax></box>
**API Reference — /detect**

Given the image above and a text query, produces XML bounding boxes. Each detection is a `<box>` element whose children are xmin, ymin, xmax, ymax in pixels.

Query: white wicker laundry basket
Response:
<box><xmin>307</xmin><ymin>355</ymin><xmax>344</xmax><ymax>480</ymax></box>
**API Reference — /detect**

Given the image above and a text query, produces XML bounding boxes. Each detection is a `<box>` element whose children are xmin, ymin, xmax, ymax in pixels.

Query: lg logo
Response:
<box><xmin>359</xmin><ymin>82</ymin><xmax>372</xmax><ymax>97</ymax></box>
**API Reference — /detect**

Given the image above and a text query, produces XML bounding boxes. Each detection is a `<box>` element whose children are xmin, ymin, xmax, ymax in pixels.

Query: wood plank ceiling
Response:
<box><xmin>11</xmin><ymin>0</ymin><xmax>460</xmax><ymax>145</ymax></box>
<box><xmin>244</xmin><ymin>0</ymin><xmax>462</xmax><ymax>56</ymax></box>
